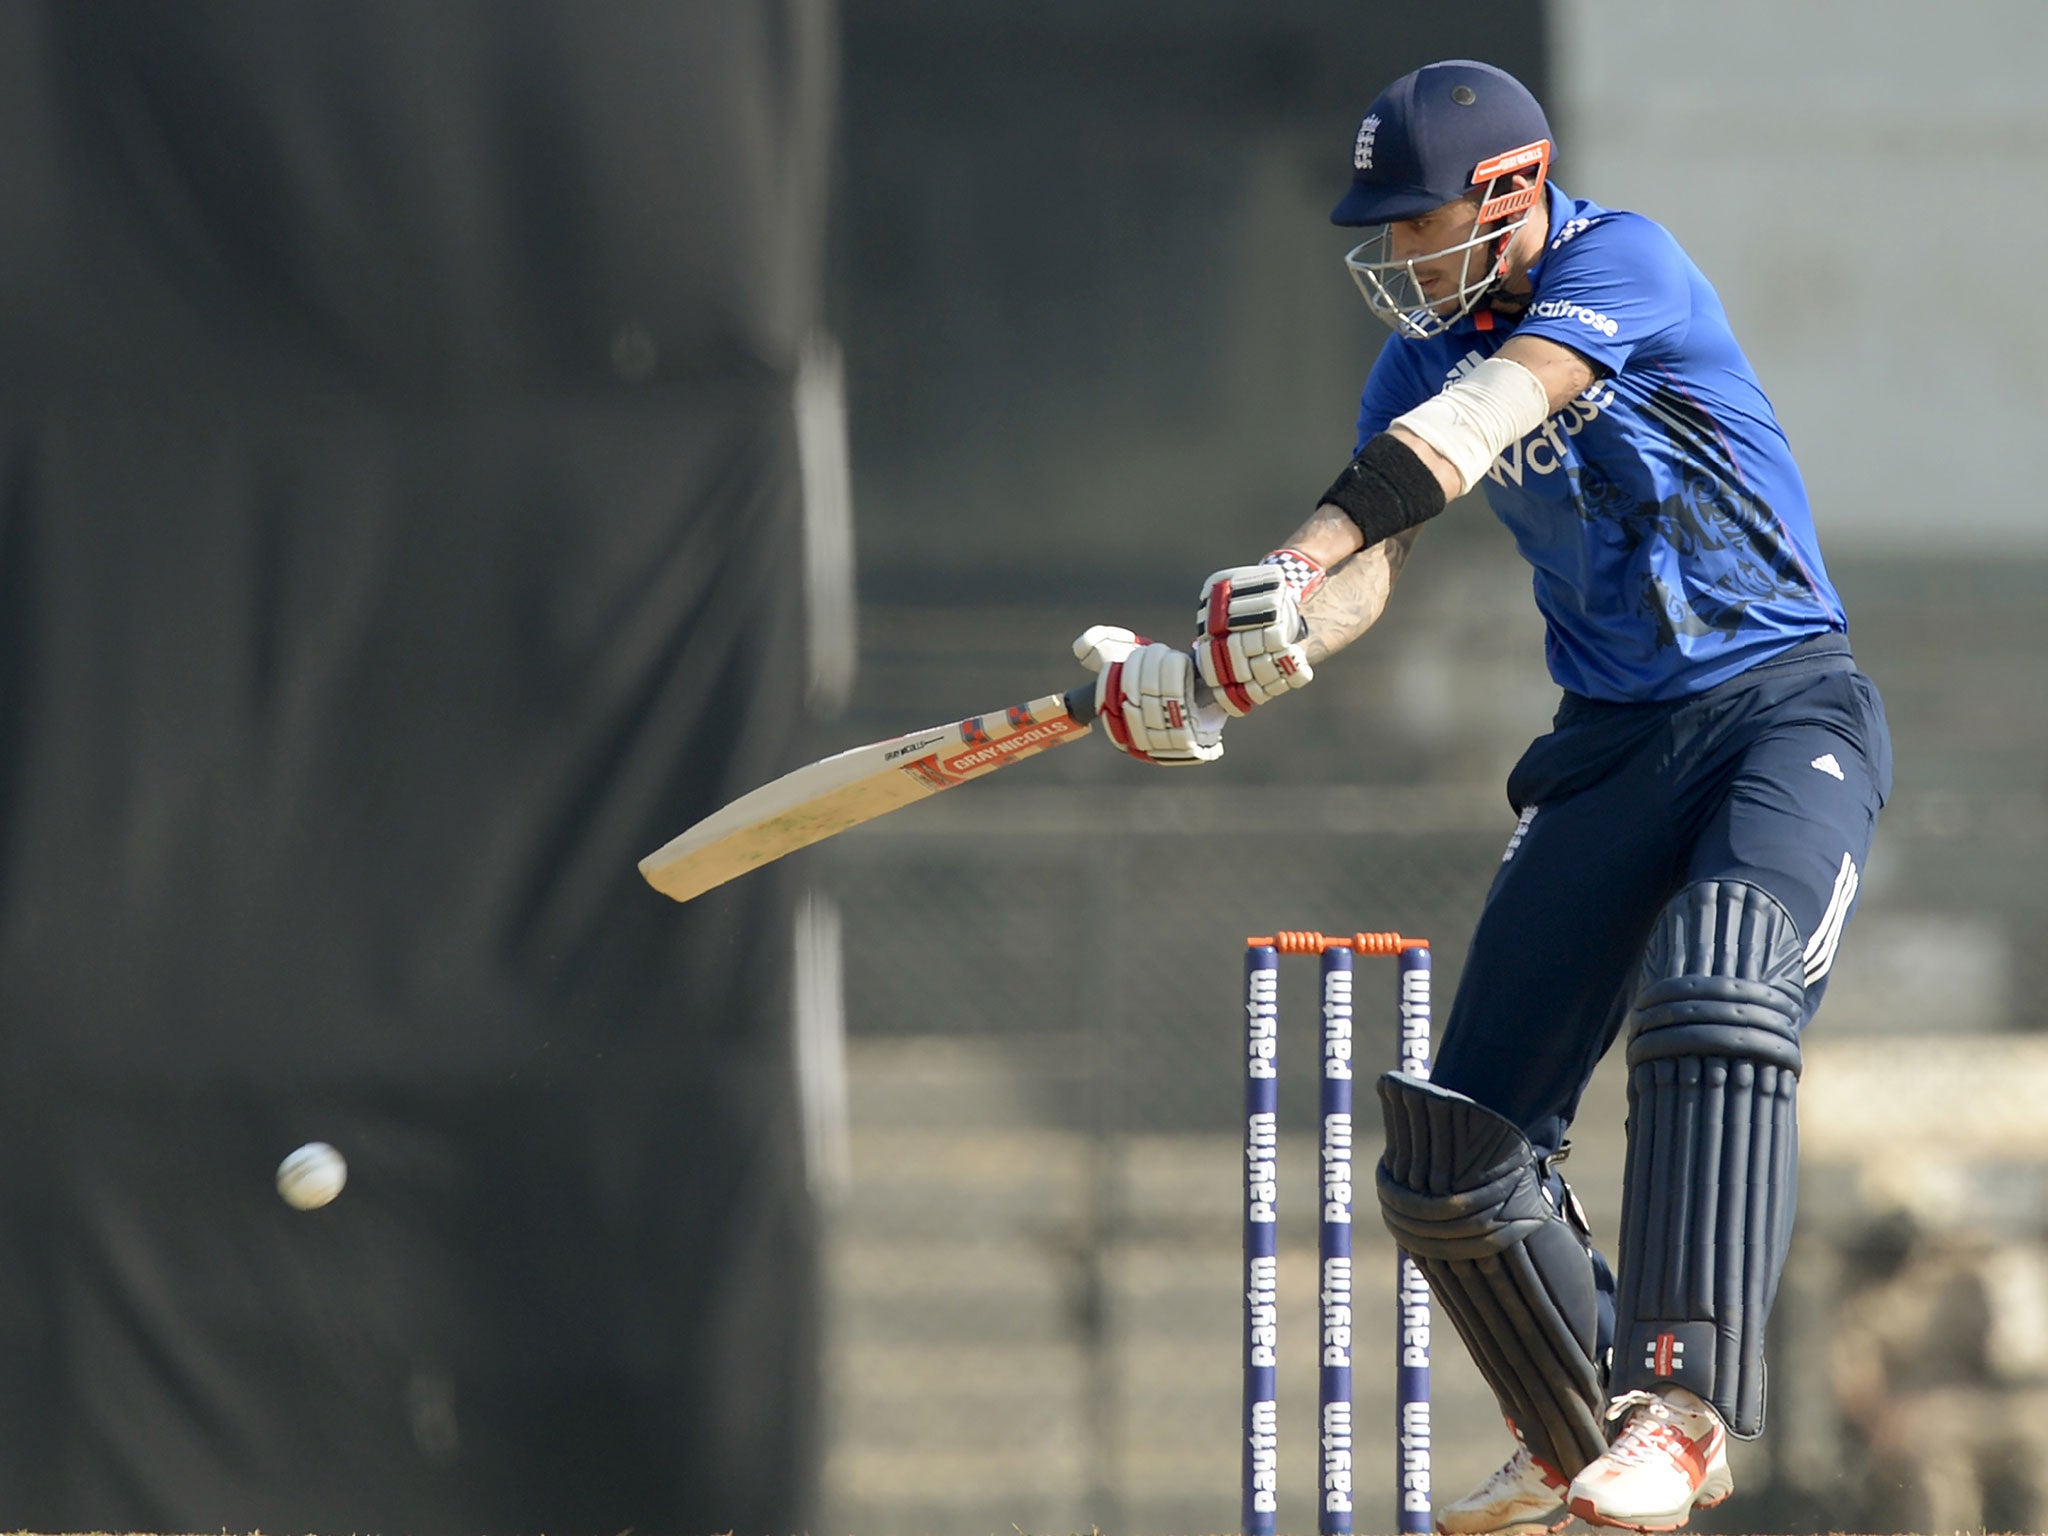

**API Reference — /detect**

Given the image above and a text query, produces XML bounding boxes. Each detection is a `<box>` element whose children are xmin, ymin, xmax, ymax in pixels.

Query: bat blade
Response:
<box><xmin>639</xmin><ymin>683</ymin><xmax>1098</xmax><ymax>904</ymax></box>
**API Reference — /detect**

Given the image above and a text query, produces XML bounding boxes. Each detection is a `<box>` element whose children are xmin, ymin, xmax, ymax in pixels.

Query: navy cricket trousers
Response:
<box><xmin>1430</xmin><ymin>634</ymin><xmax>1893</xmax><ymax>1163</ymax></box>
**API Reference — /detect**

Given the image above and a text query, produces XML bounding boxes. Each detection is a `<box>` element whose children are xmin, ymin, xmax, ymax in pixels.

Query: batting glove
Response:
<box><xmin>1192</xmin><ymin>550</ymin><xmax>1324</xmax><ymax>717</ymax></box>
<box><xmin>1073</xmin><ymin>624</ymin><xmax>1225</xmax><ymax>767</ymax></box>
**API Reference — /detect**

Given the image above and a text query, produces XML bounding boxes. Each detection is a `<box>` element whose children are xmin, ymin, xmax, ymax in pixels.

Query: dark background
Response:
<box><xmin>0</xmin><ymin>4</ymin><xmax>829</xmax><ymax>1532</ymax></box>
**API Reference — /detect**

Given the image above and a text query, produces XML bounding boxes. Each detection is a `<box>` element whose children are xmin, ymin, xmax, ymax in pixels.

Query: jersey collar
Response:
<box><xmin>1450</xmin><ymin>180</ymin><xmax>1578</xmax><ymax>336</ymax></box>
<box><xmin>1519</xmin><ymin>180</ymin><xmax>1579</xmax><ymax>289</ymax></box>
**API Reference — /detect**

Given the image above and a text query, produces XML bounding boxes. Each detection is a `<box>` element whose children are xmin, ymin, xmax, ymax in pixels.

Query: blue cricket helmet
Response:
<box><xmin>1331</xmin><ymin>60</ymin><xmax>1554</xmax><ymax>227</ymax></box>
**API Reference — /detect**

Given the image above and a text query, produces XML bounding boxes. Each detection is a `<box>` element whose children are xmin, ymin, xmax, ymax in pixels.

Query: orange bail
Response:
<box><xmin>1246</xmin><ymin>931</ymin><xmax>1430</xmax><ymax>954</ymax></box>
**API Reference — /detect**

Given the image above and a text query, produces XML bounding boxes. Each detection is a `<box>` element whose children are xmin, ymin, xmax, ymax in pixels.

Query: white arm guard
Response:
<box><xmin>1389</xmin><ymin>355</ymin><xmax>1552</xmax><ymax>496</ymax></box>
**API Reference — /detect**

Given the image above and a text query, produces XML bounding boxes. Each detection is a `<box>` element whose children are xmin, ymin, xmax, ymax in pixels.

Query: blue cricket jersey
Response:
<box><xmin>1355</xmin><ymin>183</ymin><xmax>1846</xmax><ymax>702</ymax></box>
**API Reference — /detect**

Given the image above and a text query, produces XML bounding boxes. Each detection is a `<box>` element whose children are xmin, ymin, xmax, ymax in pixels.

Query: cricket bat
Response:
<box><xmin>639</xmin><ymin>681</ymin><xmax>1102</xmax><ymax>904</ymax></box>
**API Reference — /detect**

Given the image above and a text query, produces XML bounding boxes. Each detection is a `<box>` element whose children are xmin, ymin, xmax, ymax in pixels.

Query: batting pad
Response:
<box><xmin>1611</xmin><ymin>879</ymin><xmax>1805</xmax><ymax>1438</ymax></box>
<box><xmin>1376</xmin><ymin>1073</ymin><xmax>1608</xmax><ymax>1477</ymax></box>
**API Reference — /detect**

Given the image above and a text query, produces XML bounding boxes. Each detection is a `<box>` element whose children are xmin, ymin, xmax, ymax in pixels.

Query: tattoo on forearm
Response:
<box><xmin>1300</xmin><ymin>528</ymin><xmax>1418</xmax><ymax>666</ymax></box>
<box><xmin>1284</xmin><ymin>503</ymin><xmax>1364</xmax><ymax>553</ymax></box>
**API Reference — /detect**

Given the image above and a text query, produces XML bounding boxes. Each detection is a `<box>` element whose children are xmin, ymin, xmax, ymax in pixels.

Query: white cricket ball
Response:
<box><xmin>276</xmin><ymin>1141</ymin><xmax>348</xmax><ymax>1210</ymax></box>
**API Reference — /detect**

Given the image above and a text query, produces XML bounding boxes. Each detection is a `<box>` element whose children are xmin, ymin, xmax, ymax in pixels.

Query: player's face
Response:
<box><xmin>1386</xmin><ymin>195</ymin><xmax>1491</xmax><ymax>314</ymax></box>
<box><xmin>1343</xmin><ymin>170</ymin><xmax>1543</xmax><ymax>339</ymax></box>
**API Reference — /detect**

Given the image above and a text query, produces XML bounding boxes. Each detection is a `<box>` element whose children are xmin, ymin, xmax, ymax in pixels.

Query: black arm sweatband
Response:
<box><xmin>1318</xmin><ymin>432</ymin><xmax>1448</xmax><ymax>547</ymax></box>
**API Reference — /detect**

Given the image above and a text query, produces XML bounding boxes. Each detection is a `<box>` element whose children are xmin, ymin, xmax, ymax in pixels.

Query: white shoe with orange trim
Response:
<box><xmin>1566</xmin><ymin>1387</ymin><xmax>1734</xmax><ymax>1531</ymax></box>
<box><xmin>1436</xmin><ymin>1434</ymin><xmax>1572</xmax><ymax>1535</ymax></box>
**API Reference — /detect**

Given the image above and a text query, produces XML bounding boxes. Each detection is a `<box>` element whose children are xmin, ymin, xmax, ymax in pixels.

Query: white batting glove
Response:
<box><xmin>1192</xmin><ymin>551</ymin><xmax>1323</xmax><ymax>718</ymax></box>
<box><xmin>1073</xmin><ymin>624</ymin><xmax>1225</xmax><ymax>767</ymax></box>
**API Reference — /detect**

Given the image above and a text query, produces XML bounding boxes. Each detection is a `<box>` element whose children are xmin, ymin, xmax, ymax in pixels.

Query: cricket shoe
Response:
<box><xmin>1436</xmin><ymin>1429</ymin><xmax>1572</xmax><ymax>1536</ymax></box>
<box><xmin>1567</xmin><ymin>1387</ymin><xmax>1733</xmax><ymax>1531</ymax></box>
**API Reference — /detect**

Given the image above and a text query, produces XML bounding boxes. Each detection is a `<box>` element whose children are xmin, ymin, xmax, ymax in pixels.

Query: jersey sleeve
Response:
<box><xmin>1352</xmin><ymin>338</ymin><xmax>1434</xmax><ymax>454</ymax></box>
<box><xmin>1515</xmin><ymin>212</ymin><xmax>1691</xmax><ymax>375</ymax></box>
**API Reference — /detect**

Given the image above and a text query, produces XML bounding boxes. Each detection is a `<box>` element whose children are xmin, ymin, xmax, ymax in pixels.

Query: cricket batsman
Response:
<box><xmin>1073</xmin><ymin>59</ymin><xmax>1891</xmax><ymax>1533</ymax></box>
